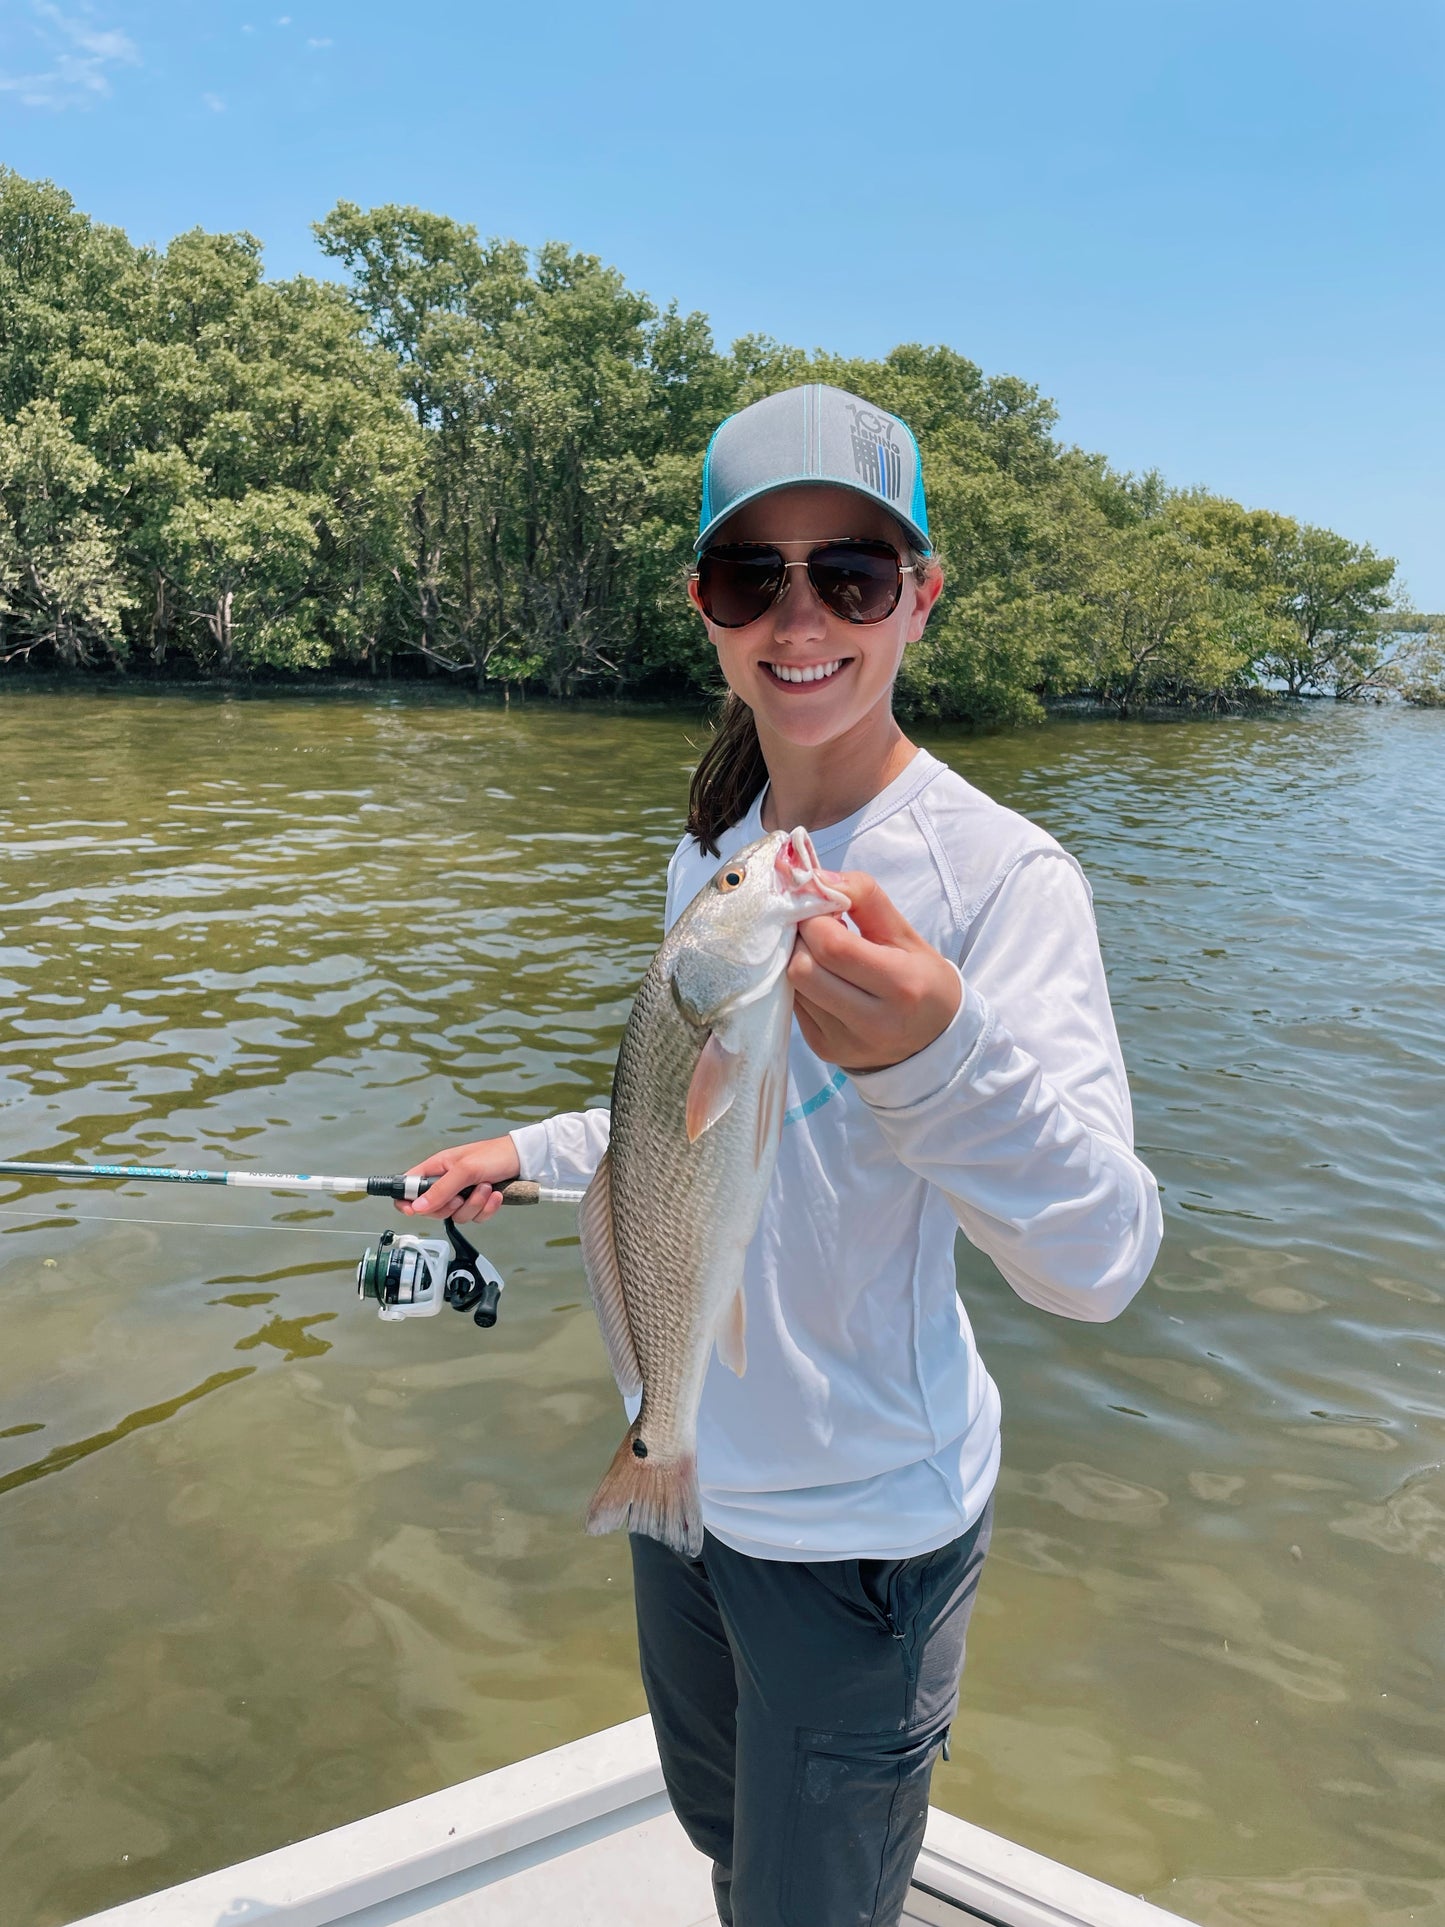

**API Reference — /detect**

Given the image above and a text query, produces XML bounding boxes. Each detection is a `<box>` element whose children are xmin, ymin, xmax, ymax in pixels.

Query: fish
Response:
<box><xmin>580</xmin><ymin>827</ymin><xmax>850</xmax><ymax>1558</ymax></box>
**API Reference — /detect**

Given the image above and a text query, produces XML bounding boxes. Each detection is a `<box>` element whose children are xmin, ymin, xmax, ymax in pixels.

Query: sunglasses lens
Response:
<box><xmin>808</xmin><ymin>542</ymin><xmax>903</xmax><ymax>624</ymax></box>
<box><xmin>697</xmin><ymin>546</ymin><xmax>785</xmax><ymax>627</ymax></box>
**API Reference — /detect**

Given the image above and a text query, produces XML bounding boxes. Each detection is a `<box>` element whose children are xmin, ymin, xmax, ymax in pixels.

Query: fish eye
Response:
<box><xmin>715</xmin><ymin>863</ymin><xmax>746</xmax><ymax>893</ymax></box>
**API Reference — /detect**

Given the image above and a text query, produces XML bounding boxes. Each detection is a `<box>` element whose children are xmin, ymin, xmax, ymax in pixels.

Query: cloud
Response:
<box><xmin>0</xmin><ymin>2</ymin><xmax>140</xmax><ymax>111</ymax></box>
<box><xmin>202</xmin><ymin>91</ymin><xmax>224</xmax><ymax>112</ymax></box>
<box><xmin>306</xmin><ymin>35</ymin><xmax>332</xmax><ymax>47</ymax></box>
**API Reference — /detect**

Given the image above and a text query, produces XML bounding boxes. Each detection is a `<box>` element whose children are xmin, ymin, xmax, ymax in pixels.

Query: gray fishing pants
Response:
<box><xmin>628</xmin><ymin>1497</ymin><xmax>993</xmax><ymax>1927</ymax></box>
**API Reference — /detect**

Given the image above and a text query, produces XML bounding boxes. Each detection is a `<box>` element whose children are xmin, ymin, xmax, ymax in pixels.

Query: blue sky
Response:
<box><xmin>4</xmin><ymin>0</ymin><xmax>1442</xmax><ymax>604</ymax></box>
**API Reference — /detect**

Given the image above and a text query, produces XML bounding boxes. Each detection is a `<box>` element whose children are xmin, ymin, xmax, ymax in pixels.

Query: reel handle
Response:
<box><xmin>442</xmin><ymin>1217</ymin><xmax>505</xmax><ymax>1329</ymax></box>
<box><xmin>469</xmin><ymin>1276</ymin><xmax>503</xmax><ymax>1328</ymax></box>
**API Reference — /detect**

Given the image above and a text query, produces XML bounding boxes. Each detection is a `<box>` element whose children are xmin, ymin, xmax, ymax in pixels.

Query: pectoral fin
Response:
<box><xmin>578</xmin><ymin>1150</ymin><xmax>643</xmax><ymax>1400</ymax></box>
<box><xmin>715</xmin><ymin>1285</ymin><xmax>747</xmax><ymax>1377</ymax></box>
<box><xmin>686</xmin><ymin>1031</ymin><xmax>740</xmax><ymax>1143</ymax></box>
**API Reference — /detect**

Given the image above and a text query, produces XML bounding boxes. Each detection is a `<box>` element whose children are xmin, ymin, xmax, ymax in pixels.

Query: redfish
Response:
<box><xmin>581</xmin><ymin>828</ymin><xmax>848</xmax><ymax>1557</ymax></box>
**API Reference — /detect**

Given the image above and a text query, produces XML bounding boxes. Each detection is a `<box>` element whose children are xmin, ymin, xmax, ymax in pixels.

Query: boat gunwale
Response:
<box><xmin>62</xmin><ymin>1715</ymin><xmax>1196</xmax><ymax>1927</ymax></box>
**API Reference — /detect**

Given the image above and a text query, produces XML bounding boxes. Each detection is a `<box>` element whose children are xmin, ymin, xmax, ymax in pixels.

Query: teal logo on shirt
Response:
<box><xmin>782</xmin><ymin>1069</ymin><xmax>848</xmax><ymax>1127</ymax></box>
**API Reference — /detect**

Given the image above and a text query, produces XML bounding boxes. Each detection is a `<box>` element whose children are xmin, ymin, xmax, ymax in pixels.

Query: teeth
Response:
<box><xmin>768</xmin><ymin>659</ymin><xmax>843</xmax><ymax>685</ymax></box>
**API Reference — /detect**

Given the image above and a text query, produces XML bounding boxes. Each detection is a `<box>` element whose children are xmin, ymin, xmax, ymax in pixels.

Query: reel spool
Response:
<box><xmin>356</xmin><ymin>1216</ymin><xmax>504</xmax><ymax>1328</ymax></box>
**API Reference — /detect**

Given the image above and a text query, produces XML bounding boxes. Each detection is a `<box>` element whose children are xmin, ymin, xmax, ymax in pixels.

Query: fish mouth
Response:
<box><xmin>774</xmin><ymin>828</ymin><xmax>850</xmax><ymax>917</ymax></box>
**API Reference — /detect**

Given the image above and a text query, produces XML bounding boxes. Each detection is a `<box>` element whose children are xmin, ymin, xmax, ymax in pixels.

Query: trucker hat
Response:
<box><xmin>696</xmin><ymin>383</ymin><xmax>931</xmax><ymax>555</ymax></box>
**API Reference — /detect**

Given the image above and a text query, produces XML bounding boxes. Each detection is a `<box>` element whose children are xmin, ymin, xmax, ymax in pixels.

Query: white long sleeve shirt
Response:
<box><xmin>510</xmin><ymin>748</ymin><xmax>1162</xmax><ymax>1562</ymax></box>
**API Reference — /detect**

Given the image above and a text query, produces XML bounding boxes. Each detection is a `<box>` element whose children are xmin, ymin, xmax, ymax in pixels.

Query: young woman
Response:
<box><xmin>398</xmin><ymin>384</ymin><xmax>1163</xmax><ymax>1927</ymax></box>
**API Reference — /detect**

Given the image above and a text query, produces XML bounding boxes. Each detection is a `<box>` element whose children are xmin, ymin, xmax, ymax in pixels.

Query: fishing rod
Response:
<box><xmin>0</xmin><ymin>1160</ymin><xmax>584</xmax><ymax>1207</ymax></box>
<box><xmin>0</xmin><ymin>1159</ymin><xmax>586</xmax><ymax>1332</ymax></box>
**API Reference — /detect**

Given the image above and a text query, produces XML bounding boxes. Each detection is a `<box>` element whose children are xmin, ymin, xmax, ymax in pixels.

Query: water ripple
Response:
<box><xmin>0</xmin><ymin>692</ymin><xmax>1441</xmax><ymax>1926</ymax></box>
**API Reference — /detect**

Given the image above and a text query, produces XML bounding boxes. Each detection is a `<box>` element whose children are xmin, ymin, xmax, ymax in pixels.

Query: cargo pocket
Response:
<box><xmin>783</xmin><ymin>1723</ymin><xmax>943</xmax><ymax>1927</ymax></box>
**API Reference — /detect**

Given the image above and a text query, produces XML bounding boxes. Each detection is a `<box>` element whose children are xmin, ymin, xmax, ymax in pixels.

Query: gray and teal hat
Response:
<box><xmin>696</xmin><ymin>383</ymin><xmax>931</xmax><ymax>556</ymax></box>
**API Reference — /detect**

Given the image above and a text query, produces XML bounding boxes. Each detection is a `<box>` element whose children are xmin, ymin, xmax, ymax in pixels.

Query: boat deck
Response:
<box><xmin>68</xmin><ymin>1715</ymin><xmax>1192</xmax><ymax>1927</ymax></box>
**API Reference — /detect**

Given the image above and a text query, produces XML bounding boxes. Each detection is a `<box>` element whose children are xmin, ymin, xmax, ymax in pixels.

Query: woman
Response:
<box><xmin>399</xmin><ymin>383</ymin><xmax>1163</xmax><ymax>1927</ymax></box>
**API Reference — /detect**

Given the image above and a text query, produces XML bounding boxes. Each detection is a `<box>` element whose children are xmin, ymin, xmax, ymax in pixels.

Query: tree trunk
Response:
<box><xmin>213</xmin><ymin>589</ymin><xmax>234</xmax><ymax>673</ymax></box>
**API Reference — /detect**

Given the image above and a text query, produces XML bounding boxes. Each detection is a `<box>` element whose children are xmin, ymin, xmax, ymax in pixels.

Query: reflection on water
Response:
<box><xmin>0</xmin><ymin>690</ymin><xmax>1442</xmax><ymax>1926</ymax></box>
<box><xmin>0</xmin><ymin>1368</ymin><xmax>256</xmax><ymax>1498</ymax></box>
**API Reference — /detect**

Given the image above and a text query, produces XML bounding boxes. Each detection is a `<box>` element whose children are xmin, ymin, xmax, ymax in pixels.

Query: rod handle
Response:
<box><xmin>494</xmin><ymin>1181</ymin><xmax>541</xmax><ymax>1205</ymax></box>
<box><xmin>371</xmin><ymin>1175</ymin><xmax>543</xmax><ymax>1205</ymax></box>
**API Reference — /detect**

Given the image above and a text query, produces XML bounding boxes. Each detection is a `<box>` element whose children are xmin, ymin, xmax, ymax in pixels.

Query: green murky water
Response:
<box><xmin>0</xmin><ymin>689</ymin><xmax>1441</xmax><ymax>1927</ymax></box>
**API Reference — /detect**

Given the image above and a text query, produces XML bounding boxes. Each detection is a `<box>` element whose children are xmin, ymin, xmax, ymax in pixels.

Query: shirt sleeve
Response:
<box><xmin>848</xmin><ymin>849</ymin><xmax>1162</xmax><ymax>1322</ymax></box>
<box><xmin>510</xmin><ymin>838</ymin><xmax>694</xmax><ymax>1187</ymax></box>
<box><xmin>509</xmin><ymin>1108</ymin><xmax>612</xmax><ymax>1188</ymax></box>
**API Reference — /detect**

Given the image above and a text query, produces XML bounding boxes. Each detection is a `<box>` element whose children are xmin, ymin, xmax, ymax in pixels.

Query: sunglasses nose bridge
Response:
<box><xmin>770</xmin><ymin>557</ymin><xmax>832</xmax><ymax>631</ymax></box>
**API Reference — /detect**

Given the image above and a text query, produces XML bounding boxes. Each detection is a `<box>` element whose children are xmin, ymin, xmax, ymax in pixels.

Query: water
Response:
<box><xmin>0</xmin><ymin>689</ymin><xmax>1441</xmax><ymax>1927</ymax></box>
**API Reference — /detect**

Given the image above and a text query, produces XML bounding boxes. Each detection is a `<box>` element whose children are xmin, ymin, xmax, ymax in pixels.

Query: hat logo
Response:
<box><xmin>846</xmin><ymin>404</ymin><xmax>903</xmax><ymax>501</ymax></box>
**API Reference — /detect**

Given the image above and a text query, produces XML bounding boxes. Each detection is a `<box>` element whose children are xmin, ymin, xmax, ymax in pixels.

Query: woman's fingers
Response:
<box><xmin>396</xmin><ymin>1149</ymin><xmax>482</xmax><ymax>1218</ymax></box>
<box><xmin>411</xmin><ymin>1176</ymin><xmax>508</xmax><ymax>1225</ymax></box>
<box><xmin>795</xmin><ymin>916</ymin><xmax>897</xmax><ymax>998</ymax></box>
<box><xmin>403</xmin><ymin>1168</ymin><xmax>481</xmax><ymax>1218</ymax></box>
<box><xmin>788</xmin><ymin>937</ymin><xmax>883</xmax><ymax>1027</ymax></box>
<box><xmin>450</xmin><ymin>1179</ymin><xmax>500</xmax><ymax>1225</ymax></box>
<box><xmin>789</xmin><ymin>873</ymin><xmax>962</xmax><ymax>1072</ymax></box>
<box><xmin>795</xmin><ymin>875</ymin><xmax>929</xmax><ymax>996</ymax></box>
<box><xmin>823</xmin><ymin>871</ymin><xmax>924</xmax><ymax>950</ymax></box>
<box><xmin>395</xmin><ymin>1135</ymin><xmax>522</xmax><ymax>1218</ymax></box>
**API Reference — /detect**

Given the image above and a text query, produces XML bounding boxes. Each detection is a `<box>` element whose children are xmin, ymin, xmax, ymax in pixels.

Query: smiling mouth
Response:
<box><xmin>762</xmin><ymin>658</ymin><xmax>848</xmax><ymax>688</ymax></box>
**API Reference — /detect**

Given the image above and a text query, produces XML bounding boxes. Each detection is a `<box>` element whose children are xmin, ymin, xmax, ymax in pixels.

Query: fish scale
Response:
<box><xmin>580</xmin><ymin>828</ymin><xmax>848</xmax><ymax>1556</ymax></box>
<box><xmin>610</xmin><ymin>961</ymin><xmax>775</xmax><ymax>1444</ymax></box>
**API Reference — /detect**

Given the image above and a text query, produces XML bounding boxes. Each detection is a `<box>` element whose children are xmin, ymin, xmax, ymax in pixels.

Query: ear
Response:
<box><xmin>906</xmin><ymin>562</ymin><xmax>944</xmax><ymax>643</ymax></box>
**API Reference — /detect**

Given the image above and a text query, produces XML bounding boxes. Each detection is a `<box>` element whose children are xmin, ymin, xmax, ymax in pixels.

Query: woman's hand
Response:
<box><xmin>788</xmin><ymin>871</ymin><xmax>962</xmax><ymax>1074</ymax></box>
<box><xmin>395</xmin><ymin>1134</ymin><xmax>521</xmax><ymax>1225</ymax></box>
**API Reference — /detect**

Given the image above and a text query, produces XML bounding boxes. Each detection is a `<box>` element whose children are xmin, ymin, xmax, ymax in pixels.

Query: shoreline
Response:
<box><xmin>0</xmin><ymin>670</ymin><xmax>1413</xmax><ymax>727</ymax></box>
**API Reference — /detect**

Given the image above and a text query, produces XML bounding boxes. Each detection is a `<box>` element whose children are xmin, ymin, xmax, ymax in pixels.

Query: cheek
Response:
<box><xmin>710</xmin><ymin>631</ymin><xmax>745</xmax><ymax>689</ymax></box>
<box><xmin>857</xmin><ymin>620</ymin><xmax>909</xmax><ymax>683</ymax></box>
<box><xmin>709</xmin><ymin>625</ymin><xmax>767</xmax><ymax>691</ymax></box>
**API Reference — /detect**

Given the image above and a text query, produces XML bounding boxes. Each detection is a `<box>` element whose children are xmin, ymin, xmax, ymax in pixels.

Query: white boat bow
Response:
<box><xmin>65</xmin><ymin>1715</ymin><xmax>1195</xmax><ymax>1927</ymax></box>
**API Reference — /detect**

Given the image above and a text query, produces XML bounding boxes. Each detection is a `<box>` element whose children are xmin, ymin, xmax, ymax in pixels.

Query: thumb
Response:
<box><xmin>823</xmin><ymin>870</ymin><xmax>922</xmax><ymax>950</ymax></box>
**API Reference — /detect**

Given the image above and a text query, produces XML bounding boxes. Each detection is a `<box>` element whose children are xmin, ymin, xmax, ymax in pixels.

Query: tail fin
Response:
<box><xmin>586</xmin><ymin>1424</ymin><xmax>703</xmax><ymax>1558</ymax></box>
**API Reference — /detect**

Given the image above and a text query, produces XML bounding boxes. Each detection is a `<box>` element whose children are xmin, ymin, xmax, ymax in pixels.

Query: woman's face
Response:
<box><xmin>688</xmin><ymin>483</ymin><xmax>941</xmax><ymax>752</ymax></box>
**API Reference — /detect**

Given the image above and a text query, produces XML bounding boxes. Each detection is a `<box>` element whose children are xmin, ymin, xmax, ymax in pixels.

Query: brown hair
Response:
<box><xmin>685</xmin><ymin>542</ymin><xmax>942</xmax><ymax>855</ymax></box>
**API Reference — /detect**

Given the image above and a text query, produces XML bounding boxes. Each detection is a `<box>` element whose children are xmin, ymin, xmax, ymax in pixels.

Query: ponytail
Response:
<box><xmin>686</xmin><ymin>691</ymin><xmax>768</xmax><ymax>857</ymax></box>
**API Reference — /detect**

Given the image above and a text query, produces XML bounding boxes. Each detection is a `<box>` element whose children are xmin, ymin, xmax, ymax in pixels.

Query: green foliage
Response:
<box><xmin>0</xmin><ymin>168</ymin><xmax>1408</xmax><ymax>717</ymax></box>
<box><xmin>1390</xmin><ymin>622</ymin><xmax>1445</xmax><ymax>707</ymax></box>
<box><xmin>1253</xmin><ymin>523</ymin><xmax>1398</xmax><ymax>698</ymax></box>
<box><xmin>0</xmin><ymin>169</ymin><xmax>419</xmax><ymax>676</ymax></box>
<box><xmin>0</xmin><ymin>398</ymin><xmax>128</xmax><ymax>665</ymax></box>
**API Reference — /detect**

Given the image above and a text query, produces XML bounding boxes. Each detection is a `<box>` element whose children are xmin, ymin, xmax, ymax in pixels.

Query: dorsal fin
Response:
<box><xmin>578</xmin><ymin>1150</ymin><xmax>643</xmax><ymax>1399</ymax></box>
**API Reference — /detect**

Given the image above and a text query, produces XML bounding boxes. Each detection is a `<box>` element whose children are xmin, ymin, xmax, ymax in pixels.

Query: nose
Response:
<box><xmin>768</xmin><ymin>561</ymin><xmax>830</xmax><ymax>643</ymax></box>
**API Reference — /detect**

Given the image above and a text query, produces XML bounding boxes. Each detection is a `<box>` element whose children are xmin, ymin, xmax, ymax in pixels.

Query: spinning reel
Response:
<box><xmin>0</xmin><ymin>1157</ymin><xmax>577</xmax><ymax>1339</ymax></box>
<box><xmin>356</xmin><ymin>1215</ymin><xmax>505</xmax><ymax>1328</ymax></box>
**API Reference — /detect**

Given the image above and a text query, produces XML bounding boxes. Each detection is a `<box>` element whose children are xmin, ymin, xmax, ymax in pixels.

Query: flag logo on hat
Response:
<box><xmin>846</xmin><ymin>403</ymin><xmax>903</xmax><ymax>502</ymax></box>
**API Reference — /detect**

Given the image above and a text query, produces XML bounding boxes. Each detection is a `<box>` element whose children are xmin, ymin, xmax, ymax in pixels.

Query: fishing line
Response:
<box><xmin>0</xmin><ymin>1204</ymin><xmax>361</xmax><ymax>1239</ymax></box>
<box><xmin>0</xmin><ymin>1158</ymin><xmax>585</xmax><ymax>1331</ymax></box>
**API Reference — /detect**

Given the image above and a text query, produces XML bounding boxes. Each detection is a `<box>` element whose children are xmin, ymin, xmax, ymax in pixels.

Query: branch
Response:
<box><xmin>405</xmin><ymin>638</ymin><xmax>478</xmax><ymax>674</ymax></box>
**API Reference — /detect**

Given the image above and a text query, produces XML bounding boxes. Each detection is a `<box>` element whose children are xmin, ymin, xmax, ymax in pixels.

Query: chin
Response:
<box><xmin>753</xmin><ymin>673</ymin><xmax>890</xmax><ymax>746</ymax></box>
<box><xmin>767</xmin><ymin>708</ymin><xmax>873</xmax><ymax>755</ymax></box>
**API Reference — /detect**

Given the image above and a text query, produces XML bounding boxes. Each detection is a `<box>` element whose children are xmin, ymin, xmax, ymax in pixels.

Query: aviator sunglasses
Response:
<box><xmin>691</xmin><ymin>539</ymin><xmax>915</xmax><ymax>629</ymax></box>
